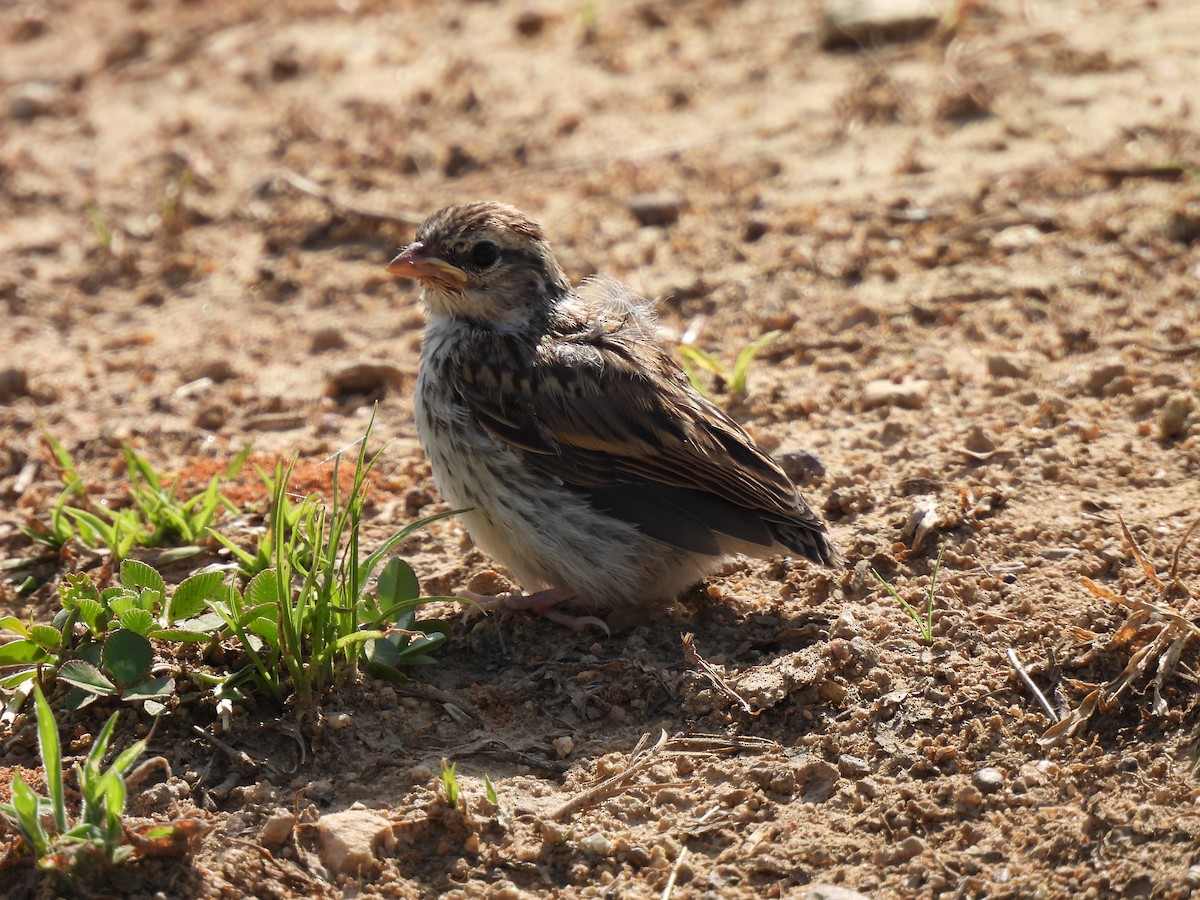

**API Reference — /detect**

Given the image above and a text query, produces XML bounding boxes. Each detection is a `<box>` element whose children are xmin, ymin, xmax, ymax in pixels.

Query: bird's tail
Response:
<box><xmin>771</xmin><ymin>521</ymin><xmax>842</xmax><ymax>568</ymax></box>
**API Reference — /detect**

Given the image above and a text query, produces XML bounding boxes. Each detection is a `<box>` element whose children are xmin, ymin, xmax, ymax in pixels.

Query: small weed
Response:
<box><xmin>0</xmin><ymin>686</ymin><xmax>149</xmax><ymax>875</ymax></box>
<box><xmin>22</xmin><ymin>435</ymin><xmax>246</xmax><ymax>562</ymax></box>
<box><xmin>123</xmin><ymin>444</ymin><xmax>247</xmax><ymax>546</ymax></box>
<box><xmin>87</xmin><ymin>206</ymin><xmax>115</xmax><ymax>253</ymax></box>
<box><xmin>1041</xmin><ymin>515</ymin><xmax>1200</xmax><ymax>747</ymax></box>
<box><xmin>440</xmin><ymin>759</ymin><xmax>462</xmax><ymax>808</ymax></box>
<box><xmin>202</xmin><ymin>420</ymin><xmax>458</xmax><ymax>707</ymax></box>
<box><xmin>577</xmin><ymin>1</ymin><xmax>599</xmax><ymax>35</ymax></box>
<box><xmin>207</xmin><ymin>463</ymin><xmax>314</xmax><ymax>579</ymax></box>
<box><xmin>0</xmin><ymin>559</ymin><xmax>225</xmax><ymax>715</ymax></box>
<box><xmin>4</xmin><ymin>424</ymin><xmax>454</xmax><ymax>717</ymax></box>
<box><xmin>872</xmin><ymin>543</ymin><xmax>947</xmax><ymax>646</ymax></box>
<box><xmin>678</xmin><ymin>330</ymin><xmax>780</xmax><ymax>400</ymax></box>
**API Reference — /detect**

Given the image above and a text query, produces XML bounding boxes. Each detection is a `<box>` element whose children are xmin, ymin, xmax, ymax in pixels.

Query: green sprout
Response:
<box><xmin>871</xmin><ymin>543</ymin><xmax>947</xmax><ymax>646</ymax></box>
<box><xmin>678</xmin><ymin>330</ymin><xmax>781</xmax><ymax>399</ymax></box>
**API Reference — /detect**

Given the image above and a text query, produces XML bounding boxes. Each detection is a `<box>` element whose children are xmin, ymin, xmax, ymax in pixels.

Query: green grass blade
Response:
<box><xmin>123</xmin><ymin>446</ymin><xmax>163</xmax><ymax>492</ymax></box>
<box><xmin>33</xmin><ymin>686</ymin><xmax>67</xmax><ymax>833</ymax></box>
<box><xmin>729</xmin><ymin>329</ymin><xmax>781</xmax><ymax>396</ymax></box>
<box><xmin>107</xmin><ymin>737</ymin><xmax>148</xmax><ymax>776</ymax></box>
<box><xmin>41</xmin><ymin>431</ymin><xmax>82</xmax><ymax>489</ymax></box>
<box><xmin>86</xmin><ymin>711</ymin><xmax>121</xmax><ymax>776</ymax></box>
<box><xmin>204</xmin><ymin>527</ymin><xmax>261</xmax><ymax>570</ymax></box>
<box><xmin>102</xmin><ymin>775</ymin><xmax>128</xmax><ymax>857</ymax></box>
<box><xmin>224</xmin><ymin>443</ymin><xmax>254</xmax><ymax>479</ymax></box>
<box><xmin>10</xmin><ymin>774</ymin><xmax>52</xmax><ymax>856</ymax></box>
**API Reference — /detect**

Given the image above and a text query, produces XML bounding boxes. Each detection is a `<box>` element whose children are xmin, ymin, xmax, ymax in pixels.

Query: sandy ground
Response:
<box><xmin>2</xmin><ymin>0</ymin><xmax>1200</xmax><ymax>896</ymax></box>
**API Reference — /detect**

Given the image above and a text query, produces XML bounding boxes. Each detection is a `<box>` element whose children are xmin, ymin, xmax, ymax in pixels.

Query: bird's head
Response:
<box><xmin>388</xmin><ymin>201</ymin><xmax>570</xmax><ymax>329</ymax></box>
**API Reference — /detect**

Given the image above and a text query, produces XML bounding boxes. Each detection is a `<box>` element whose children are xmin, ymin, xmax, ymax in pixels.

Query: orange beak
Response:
<box><xmin>387</xmin><ymin>242</ymin><xmax>469</xmax><ymax>287</ymax></box>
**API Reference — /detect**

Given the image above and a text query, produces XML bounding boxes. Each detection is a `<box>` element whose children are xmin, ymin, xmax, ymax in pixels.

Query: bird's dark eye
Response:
<box><xmin>469</xmin><ymin>241</ymin><xmax>501</xmax><ymax>269</ymax></box>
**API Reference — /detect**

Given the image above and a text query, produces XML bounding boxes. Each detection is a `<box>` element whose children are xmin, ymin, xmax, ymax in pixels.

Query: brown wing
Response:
<box><xmin>454</xmin><ymin>322</ymin><xmax>835</xmax><ymax>563</ymax></box>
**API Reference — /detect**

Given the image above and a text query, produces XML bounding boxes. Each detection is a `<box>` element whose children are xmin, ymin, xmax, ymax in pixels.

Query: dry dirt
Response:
<box><xmin>3</xmin><ymin>0</ymin><xmax>1200</xmax><ymax>897</ymax></box>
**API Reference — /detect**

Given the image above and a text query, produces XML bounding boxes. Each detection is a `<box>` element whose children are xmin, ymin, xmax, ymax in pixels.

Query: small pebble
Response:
<box><xmin>819</xmin><ymin>0</ymin><xmax>941</xmax><ymax>49</ymax></box>
<box><xmin>514</xmin><ymin>10</ymin><xmax>547</xmax><ymax>36</ymax></box>
<box><xmin>195</xmin><ymin>357</ymin><xmax>238</xmax><ymax>383</ymax></box>
<box><xmin>628</xmin><ymin>192</ymin><xmax>686</xmax><ymax>227</ymax></box>
<box><xmin>991</xmin><ymin>224</ymin><xmax>1044</xmax><ymax>251</ymax></box>
<box><xmin>985</xmin><ymin>353</ymin><xmax>1033</xmax><ymax>379</ymax></box>
<box><xmin>890</xmin><ymin>834</ymin><xmax>926</xmax><ymax>863</ymax></box>
<box><xmin>311</xmin><ymin>326</ymin><xmax>348</xmax><ymax>353</ymax></box>
<box><xmin>443</xmin><ymin>144</ymin><xmax>479</xmax><ymax>178</ymax></box>
<box><xmin>552</xmin><ymin>736</ymin><xmax>575</xmax><ymax>758</ymax></box>
<box><xmin>1041</xmin><ymin>547</ymin><xmax>1079</xmax><ymax>561</ymax></box>
<box><xmin>259</xmin><ymin>811</ymin><xmax>296</xmax><ymax>847</ymax></box>
<box><xmin>829</xmin><ymin>610</ymin><xmax>862</xmax><ymax>640</ymax></box>
<box><xmin>956</xmin><ymin>784</ymin><xmax>983</xmax><ymax>806</ymax></box>
<box><xmin>105</xmin><ymin>27</ymin><xmax>149</xmax><ymax>67</ymax></box>
<box><xmin>972</xmin><ymin>767</ymin><xmax>1004</xmax><ymax>794</ymax></box>
<box><xmin>0</xmin><ymin>367</ymin><xmax>30</xmax><ymax>400</ymax></box>
<box><xmin>270</xmin><ymin>53</ymin><xmax>301</xmax><ymax>81</ymax></box>
<box><xmin>778</xmin><ymin>448</ymin><xmax>826</xmax><ymax>483</ymax></box>
<box><xmin>743</xmin><ymin>217</ymin><xmax>770</xmax><ymax>242</ymax></box>
<box><xmin>863</xmin><ymin>378</ymin><xmax>929</xmax><ymax>410</ymax></box>
<box><xmin>323</xmin><ymin>363</ymin><xmax>406</xmax><ymax>399</ymax></box>
<box><xmin>1165</xmin><ymin>201</ymin><xmax>1200</xmax><ymax>244</ymax></box>
<box><xmin>963</xmin><ymin>424</ymin><xmax>996</xmax><ymax>454</ymax></box>
<box><xmin>1084</xmin><ymin>360</ymin><xmax>1126</xmax><ymax>395</ymax></box>
<box><xmin>837</xmin><ymin>754</ymin><xmax>871</xmax><ymax>778</ymax></box>
<box><xmin>578</xmin><ymin>832</ymin><xmax>612</xmax><ymax>857</ymax></box>
<box><xmin>9</xmin><ymin>83</ymin><xmax>57</xmax><ymax>121</ymax></box>
<box><xmin>192</xmin><ymin>406</ymin><xmax>226</xmax><ymax>431</ymax></box>
<box><xmin>404</xmin><ymin>488</ymin><xmax>433</xmax><ymax>516</ymax></box>
<box><xmin>10</xmin><ymin>15</ymin><xmax>47</xmax><ymax>42</ymax></box>
<box><xmin>1159</xmin><ymin>392</ymin><xmax>1194</xmax><ymax>440</ymax></box>
<box><xmin>327</xmin><ymin>712</ymin><xmax>352</xmax><ymax>731</ymax></box>
<box><xmin>316</xmin><ymin>808</ymin><xmax>389</xmax><ymax>876</ymax></box>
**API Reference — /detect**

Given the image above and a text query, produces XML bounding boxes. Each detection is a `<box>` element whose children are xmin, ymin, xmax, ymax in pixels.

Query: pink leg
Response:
<box><xmin>458</xmin><ymin>587</ymin><xmax>610</xmax><ymax>635</ymax></box>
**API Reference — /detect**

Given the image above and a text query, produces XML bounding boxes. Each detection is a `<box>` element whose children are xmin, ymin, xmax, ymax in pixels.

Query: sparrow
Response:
<box><xmin>388</xmin><ymin>201</ymin><xmax>838</xmax><ymax>629</ymax></box>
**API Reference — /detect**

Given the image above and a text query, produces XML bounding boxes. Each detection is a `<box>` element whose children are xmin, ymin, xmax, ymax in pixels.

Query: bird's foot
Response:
<box><xmin>458</xmin><ymin>587</ymin><xmax>610</xmax><ymax>635</ymax></box>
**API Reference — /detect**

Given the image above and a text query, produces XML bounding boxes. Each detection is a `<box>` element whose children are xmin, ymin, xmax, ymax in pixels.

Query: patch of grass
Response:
<box><xmin>0</xmin><ymin>686</ymin><xmax>149</xmax><ymax>876</ymax></box>
<box><xmin>206</xmin><ymin>464</ymin><xmax>312</xmax><ymax>579</ymax></box>
<box><xmin>3</xmin><ymin>423</ymin><xmax>456</xmax><ymax>716</ymax></box>
<box><xmin>872</xmin><ymin>543</ymin><xmax>947</xmax><ymax>646</ymax></box>
<box><xmin>200</xmin><ymin>422</ymin><xmax>459</xmax><ymax>708</ymax></box>
<box><xmin>678</xmin><ymin>330</ymin><xmax>781</xmax><ymax>400</ymax></box>
<box><xmin>21</xmin><ymin>434</ymin><xmax>247</xmax><ymax>562</ymax></box>
<box><xmin>123</xmin><ymin>444</ymin><xmax>248</xmax><ymax>547</ymax></box>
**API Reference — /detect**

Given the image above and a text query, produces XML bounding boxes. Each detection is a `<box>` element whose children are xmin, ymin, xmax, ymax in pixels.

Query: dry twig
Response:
<box><xmin>1007</xmin><ymin>649</ymin><xmax>1059</xmax><ymax>722</ymax></box>
<box><xmin>661</xmin><ymin>847</ymin><xmax>690</xmax><ymax>900</ymax></box>
<box><xmin>1041</xmin><ymin>515</ymin><xmax>1199</xmax><ymax>747</ymax></box>
<box><xmin>551</xmin><ymin>730</ymin><xmax>669</xmax><ymax>821</ymax></box>
<box><xmin>681</xmin><ymin>632</ymin><xmax>759</xmax><ymax>717</ymax></box>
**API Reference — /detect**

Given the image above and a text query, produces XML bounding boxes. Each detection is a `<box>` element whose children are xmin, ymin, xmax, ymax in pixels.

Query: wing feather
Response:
<box><xmin>453</xmin><ymin>313</ymin><xmax>833</xmax><ymax>563</ymax></box>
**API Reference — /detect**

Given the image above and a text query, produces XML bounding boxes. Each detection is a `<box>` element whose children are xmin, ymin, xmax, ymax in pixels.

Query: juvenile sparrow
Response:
<box><xmin>388</xmin><ymin>201</ymin><xmax>837</xmax><ymax>628</ymax></box>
